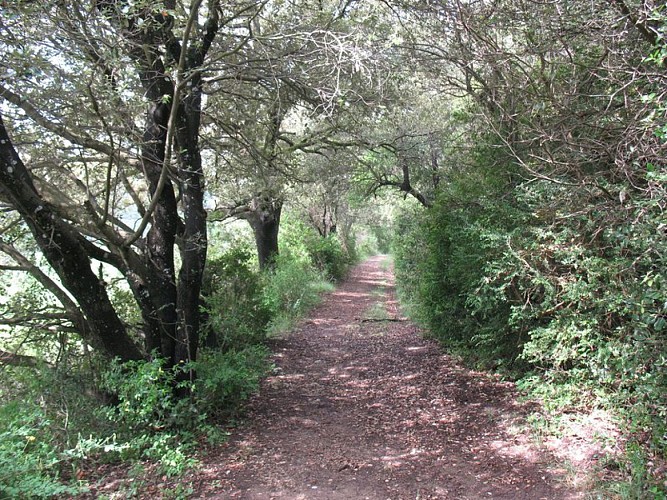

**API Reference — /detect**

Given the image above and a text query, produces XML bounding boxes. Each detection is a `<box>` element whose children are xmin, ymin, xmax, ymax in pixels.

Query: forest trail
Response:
<box><xmin>188</xmin><ymin>255</ymin><xmax>580</xmax><ymax>499</ymax></box>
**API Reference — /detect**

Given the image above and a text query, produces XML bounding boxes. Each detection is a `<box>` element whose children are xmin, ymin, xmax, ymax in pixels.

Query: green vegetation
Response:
<box><xmin>395</xmin><ymin>148</ymin><xmax>667</xmax><ymax>496</ymax></box>
<box><xmin>0</xmin><ymin>401</ymin><xmax>82</xmax><ymax>498</ymax></box>
<box><xmin>0</xmin><ymin>215</ymin><xmax>355</xmax><ymax>497</ymax></box>
<box><xmin>391</xmin><ymin>4</ymin><xmax>667</xmax><ymax>493</ymax></box>
<box><xmin>1</xmin><ymin>0</ymin><xmax>665</xmax><ymax>496</ymax></box>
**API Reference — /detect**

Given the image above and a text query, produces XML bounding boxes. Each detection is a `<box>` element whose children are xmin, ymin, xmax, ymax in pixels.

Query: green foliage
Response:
<box><xmin>95</xmin><ymin>346</ymin><xmax>270</xmax><ymax>475</ymax></box>
<box><xmin>141</xmin><ymin>434</ymin><xmax>198</xmax><ymax>478</ymax></box>
<box><xmin>394</xmin><ymin>153</ymin><xmax>667</xmax><ymax>493</ymax></box>
<box><xmin>609</xmin><ymin>442</ymin><xmax>667</xmax><ymax>500</ymax></box>
<box><xmin>368</xmin><ymin>224</ymin><xmax>392</xmax><ymax>254</ymax></box>
<box><xmin>0</xmin><ymin>401</ymin><xmax>82</xmax><ymax>499</ymax></box>
<box><xmin>356</xmin><ymin>223</ymin><xmax>392</xmax><ymax>258</ymax></box>
<box><xmin>192</xmin><ymin>345</ymin><xmax>270</xmax><ymax>417</ymax></box>
<box><xmin>393</xmin><ymin>148</ymin><xmax>528</xmax><ymax>371</ymax></box>
<box><xmin>202</xmin><ymin>246</ymin><xmax>272</xmax><ymax>351</ymax></box>
<box><xmin>303</xmin><ymin>234</ymin><xmax>351</xmax><ymax>281</ymax></box>
<box><xmin>95</xmin><ymin>356</ymin><xmax>203</xmax><ymax>476</ymax></box>
<box><xmin>280</xmin><ymin>215</ymin><xmax>353</xmax><ymax>281</ymax></box>
<box><xmin>261</xmin><ymin>251</ymin><xmax>334</xmax><ymax>334</ymax></box>
<box><xmin>480</xmin><ymin>180</ymin><xmax>667</xmax><ymax>446</ymax></box>
<box><xmin>355</xmin><ymin>230</ymin><xmax>380</xmax><ymax>259</ymax></box>
<box><xmin>244</xmin><ymin>214</ymin><xmax>341</xmax><ymax>335</ymax></box>
<box><xmin>101</xmin><ymin>356</ymin><xmax>200</xmax><ymax>433</ymax></box>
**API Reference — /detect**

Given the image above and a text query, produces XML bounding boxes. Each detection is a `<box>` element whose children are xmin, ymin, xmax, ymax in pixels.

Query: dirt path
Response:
<box><xmin>189</xmin><ymin>256</ymin><xmax>579</xmax><ymax>499</ymax></box>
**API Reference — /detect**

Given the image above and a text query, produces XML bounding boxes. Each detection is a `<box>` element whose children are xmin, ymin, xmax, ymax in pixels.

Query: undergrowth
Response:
<box><xmin>392</xmin><ymin>143</ymin><xmax>667</xmax><ymax>496</ymax></box>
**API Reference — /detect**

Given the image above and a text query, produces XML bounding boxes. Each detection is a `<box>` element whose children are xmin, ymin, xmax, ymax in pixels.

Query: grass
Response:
<box><xmin>364</xmin><ymin>302</ymin><xmax>390</xmax><ymax>321</ymax></box>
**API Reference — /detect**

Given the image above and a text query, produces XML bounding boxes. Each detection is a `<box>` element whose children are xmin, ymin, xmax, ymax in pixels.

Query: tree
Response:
<box><xmin>204</xmin><ymin>0</ymin><xmax>390</xmax><ymax>268</ymax></box>
<box><xmin>351</xmin><ymin>82</ymin><xmax>470</xmax><ymax>209</ymax></box>
<box><xmin>388</xmin><ymin>2</ymin><xmax>667</xmax><ymax>488</ymax></box>
<box><xmin>0</xmin><ymin>0</ymin><xmax>228</xmax><ymax>371</ymax></box>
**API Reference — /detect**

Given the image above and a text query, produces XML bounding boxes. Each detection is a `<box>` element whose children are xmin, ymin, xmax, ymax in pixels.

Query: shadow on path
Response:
<box><xmin>192</xmin><ymin>256</ymin><xmax>580</xmax><ymax>499</ymax></box>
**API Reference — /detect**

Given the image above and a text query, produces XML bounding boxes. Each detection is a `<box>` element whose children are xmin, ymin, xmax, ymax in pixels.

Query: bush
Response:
<box><xmin>392</xmin><ymin>155</ymin><xmax>528</xmax><ymax>372</ymax></box>
<box><xmin>261</xmin><ymin>251</ymin><xmax>333</xmax><ymax>333</ymax></box>
<box><xmin>202</xmin><ymin>246</ymin><xmax>272</xmax><ymax>351</ymax></box>
<box><xmin>192</xmin><ymin>345</ymin><xmax>270</xmax><ymax>417</ymax></box>
<box><xmin>394</xmin><ymin>157</ymin><xmax>667</xmax><ymax>493</ymax></box>
<box><xmin>304</xmin><ymin>234</ymin><xmax>351</xmax><ymax>281</ymax></box>
<box><xmin>100</xmin><ymin>355</ymin><xmax>201</xmax><ymax>433</ymax></box>
<box><xmin>279</xmin><ymin>215</ymin><xmax>353</xmax><ymax>281</ymax></box>
<box><xmin>0</xmin><ymin>363</ymin><xmax>124</xmax><ymax>498</ymax></box>
<box><xmin>0</xmin><ymin>400</ymin><xmax>82</xmax><ymax>498</ymax></box>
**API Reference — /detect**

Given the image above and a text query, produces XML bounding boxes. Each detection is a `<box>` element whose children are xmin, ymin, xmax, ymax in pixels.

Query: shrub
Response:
<box><xmin>192</xmin><ymin>345</ymin><xmax>270</xmax><ymax>417</ymax></box>
<box><xmin>262</xmin><ymin>252</ymin><xmax>326</xmax><ymax>315</ymax></box>
<box><xmin>304</xmin><ymin>234</ymin><xmax>351</xmax><ymax>281</ymax></box>
<box><xmin>394</xmin><ymin>164</ymin><xmax>667</xmax><ymax>492</ymax></box>
<box><xmin>0</xmin><ymin>401</ymin><xmax>82</xmax><ymax>499</ymax></box>
<box><xmin>279</xmin><ymin>215</ymin><xmax>353</xmax><ymax>281</ymax></box>
<box><xmin>392</xmin><ymin>157</ymin><xmax>528</xmax><ymax>372</ymax></box>
<box><xmin>202</xmin><ymin>246</ymin><xmax>271</xmax><ymax>351</ymax></box>
<box><xmin>100</xmin><ymin>355</ymin><xmax>201</xmax><ymax>433</ymax></box>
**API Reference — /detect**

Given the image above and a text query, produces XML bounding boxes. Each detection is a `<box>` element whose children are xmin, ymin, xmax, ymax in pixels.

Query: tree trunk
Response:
<box><xmin>246</xmin><ymin>196</ymin><xmax>283</xmax><ymax>270</ymax></box>
<box><xmin>0</xmin><ymin>1</ymin><xmax>219</xmax><ymax>377</ymax></box>
<box><xmin>0</xmin><ymin>114</ymin><xmax>143</xmax><ymax>362</ymax></box>
<box><xmin>308</xmin><ymin>203</ymin><xmax>337</xmax><ymax>238</ymax></box>
<box><xmin>141</xmin><ymin>99</ymin><xmax>180</xmax><ymax>361</ymax></box>
<box><xmin>123</xmin><ymin>11</ymin><xmax>217</xmax><ymax>369</ymax></box>
<box><xmin>173</xmin><ymin>67</ymin><xmax>208</xmax><ymax>372</ymax></box>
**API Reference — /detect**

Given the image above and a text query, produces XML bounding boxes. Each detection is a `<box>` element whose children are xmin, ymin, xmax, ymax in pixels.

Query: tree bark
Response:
<box><xmin>246</xmin><ymin>196</ymin><xmax>283</xmax><ymax>270</ymax></box>
<box><xmin>174</xmin><ymin>64</ymin><xmax>208</xmax><ymax>370</ymax></box>
<box><xmin>101</xmin><ymin>0</ymin><xmax>219</xmax><ymax>371</ymax></box>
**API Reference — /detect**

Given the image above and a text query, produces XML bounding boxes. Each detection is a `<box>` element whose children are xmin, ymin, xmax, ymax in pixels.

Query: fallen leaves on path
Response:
<box><xmin>187</xmin><ymin>256</ymin><xmax>580</xmax><ymax>499</ymax></box>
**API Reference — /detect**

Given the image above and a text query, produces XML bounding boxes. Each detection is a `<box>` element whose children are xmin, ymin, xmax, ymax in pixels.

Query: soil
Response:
<box><xmin>88</xmin><ymin>256</ymin><xmax>585</xmax><ymax>499</ymax></box>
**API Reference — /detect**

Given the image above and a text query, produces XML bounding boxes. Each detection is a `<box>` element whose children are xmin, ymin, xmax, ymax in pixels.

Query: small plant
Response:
<box><xmin>202</xmin><ymin>246</ymin><xmax>271</xmax><ymax>351</ymax></box>
<box><xmin>304</xmin><ymin>234</ymin><xmax>351</xmax><ymax>281</ymax></box>
<box><xmin>163</xmin><ymin>482</ymin><xmax>195</xmax><ymax>499</ymax></box>
<box><xmin>143</xmin><ymin>433</ymin><xmax>198</xmax><ymax>477</ymax></box>
<box><xmin>365</xmin><ymin>302</ymin><xmax>389</xmax><ymax>321</ymax></box>
<box><xmin>192</xmin><ymin>345</ymin><xmax>270</xmax><ymax>418</ymax></box>
<box><xmin>608</xmin><ymin>442</ymin><xmax>667</xmax><ymax>499</ymax></box>
<box><xmin>261</xmin><ymin>251</ymin><xmax>333</xmax><ymax>334</ymax></box>
<box><xmin>100</xmin><ymin>355</ymin><xmax>201</xmax><ymax>433</ymax></box>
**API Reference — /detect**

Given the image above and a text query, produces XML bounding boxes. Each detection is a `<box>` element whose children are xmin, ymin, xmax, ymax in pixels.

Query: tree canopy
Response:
<box><xmin>1</xmin><ymin>0</ymin><xmax>666</xmax><ymax>495</ymax></box>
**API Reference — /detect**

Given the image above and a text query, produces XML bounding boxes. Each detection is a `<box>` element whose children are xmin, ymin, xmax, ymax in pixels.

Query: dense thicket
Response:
<box><xmin>393</xmin><ymin>0</ymin><xmax>667</xmax><ymax>494</ymax></box>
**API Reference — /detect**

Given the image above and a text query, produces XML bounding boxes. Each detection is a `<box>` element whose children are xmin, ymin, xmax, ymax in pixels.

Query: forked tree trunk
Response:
<box><xmin>0</xmin><ymin>2</ymin><xmax>218</xmax><ymax>375</ymax></box>
<box><xmin>0</xmin><ymin>115</ymin><xmax>143</xmax><ymax>362</ymax></box>
<box><xmin>106</xmin><ymin>1</ymin><xmax>218</xmax><ymax>371</ymax></box>
<box><xmin>173</xmin><ymin>70</ymin><xmax>208</xmax><ymax>370</ymax></box>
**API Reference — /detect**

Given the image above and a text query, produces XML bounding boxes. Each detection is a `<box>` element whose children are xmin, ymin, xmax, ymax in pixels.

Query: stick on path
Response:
<box><xmin>192</xmin><ymin>256</ymin><xmax>579</xmax><ymax>499</ymax></box>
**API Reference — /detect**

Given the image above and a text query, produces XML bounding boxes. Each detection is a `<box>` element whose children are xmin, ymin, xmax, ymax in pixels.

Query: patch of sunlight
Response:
<box><xmin>287</xmin><ymin>417</ymin><xmax>320</xmax><ymax>427</ymax></box>
<box><xmin>333</xmin><ymin>291</ymin><xmax>369</xmax><ymax>299</ymax></box>
<box><xmin>364</xmin><ymin>302</ymin><xmax>389</xmax><ymax>320</ymax></box>
<box><xmin>538</xmin><ymin>408</ymin><xmax>622</xmax><ymax>486</ymax></box>
<box><xmin>345</xmin><ymin>379</ymin><xmax>371</xmax><ymax>389</ymax></box>
<box><xmin>305</xmin><ymin>318</ymin><xmax>338</xmax><ymax>326</ymax></box>
<box><xmin>380</xmin><ymin>448</ymin><xmax>434</xmax><ymax>468</ymax></box>
<box><xmin>273</xmin><ymin>373</ymin><xmax>305</xmax><ymax>381</ymax></box>
<box><xmin>343</xmin><ymin>364</ymin><xmax>369</xmax><ymax>371</ymax></box>
<box><xmin>358</xmin><ymin>279</ymin><xmax>389</xmax><ymax>287</ymax></box>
